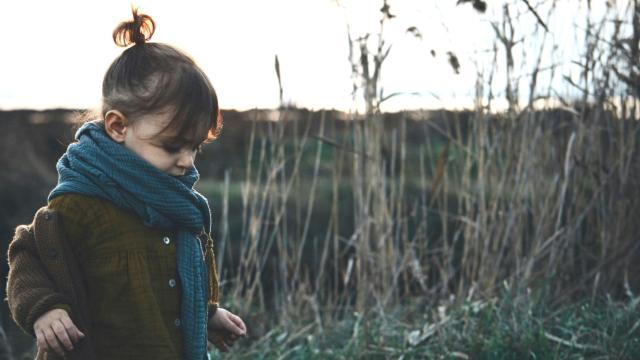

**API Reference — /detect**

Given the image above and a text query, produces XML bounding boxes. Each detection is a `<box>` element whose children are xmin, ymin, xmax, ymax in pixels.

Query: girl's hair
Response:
<box><xmin>100</xmin><ymin>7</ymin><xmax>222</xmax><ymax>145</ymax></box>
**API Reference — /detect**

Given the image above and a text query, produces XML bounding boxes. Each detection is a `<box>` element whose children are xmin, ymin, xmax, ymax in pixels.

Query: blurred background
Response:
<box><xmin>2</xmin><ymin>0</ymin><xmax>640</xmax><ymax>358</ymax></box>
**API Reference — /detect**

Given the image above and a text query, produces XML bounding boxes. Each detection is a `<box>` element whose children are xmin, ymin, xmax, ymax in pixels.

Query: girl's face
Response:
<box><xmin>121</xmin><ymin>111</ymin><xmax>204</xmax><ymax>177</ymax></box>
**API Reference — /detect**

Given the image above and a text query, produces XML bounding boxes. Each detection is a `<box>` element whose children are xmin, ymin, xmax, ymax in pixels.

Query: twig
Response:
<box><xmin>543</xmin><ymin>332</ymin><xmax>601</xmax><ymax>351</ymax></box>
<box><xmin>521</xmin><ymin>0</ymin><xmax>549</xmax><ymax>32</ymax></box>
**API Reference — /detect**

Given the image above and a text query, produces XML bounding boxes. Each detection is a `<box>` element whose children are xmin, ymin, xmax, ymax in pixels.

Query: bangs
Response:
<box><xmin>154</xmin><ymin>64</ymin><xmax>220</xmax><ymax>146</ymax></box>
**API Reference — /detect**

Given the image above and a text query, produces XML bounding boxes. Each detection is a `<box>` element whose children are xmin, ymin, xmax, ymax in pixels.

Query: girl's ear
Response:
<box><xmin>104</xmin><ymin>110</ymin><xmax>129</xmax><ymax>143</ymax></box>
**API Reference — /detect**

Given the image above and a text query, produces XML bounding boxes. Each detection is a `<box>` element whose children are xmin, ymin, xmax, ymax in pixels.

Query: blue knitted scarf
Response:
<box><xmin>48</xmin><ymin>120</ymin><xmax>210</xmax><ymax>360</ymax></box>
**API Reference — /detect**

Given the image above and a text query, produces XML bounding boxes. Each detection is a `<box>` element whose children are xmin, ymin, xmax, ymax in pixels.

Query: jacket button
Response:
<box><xmin>44</xmin><ymin>212</ymin><xmax>51</xmax><ymax>220</ymax></box>
<box><xmin>168</xmin><ymin>278</ymin><xmax>176</xmax><ymax>288</ymax></box>
<box><xmin>174</xmin><ymin>318</ymin><xmax>181</xmax><ymax>327</ymax></box>
<box><xmin>49</xmin><ymin>249</ymin><xmax>58</xmax><ymax>260</ymax></box>
<box><xmin>163</xmin><ymin>236</ymin><xmax>171</xmax><ymax>245</ymax></box>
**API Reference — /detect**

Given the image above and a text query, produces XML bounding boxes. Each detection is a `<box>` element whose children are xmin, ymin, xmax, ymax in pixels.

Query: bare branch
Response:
<box><xmin>521</xmin><ymin>0</ymin><xmax>549</xmax><ymax>32</ymax></box>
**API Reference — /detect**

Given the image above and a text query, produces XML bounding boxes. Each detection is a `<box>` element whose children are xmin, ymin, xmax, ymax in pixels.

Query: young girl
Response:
<box><xmin>6</xmin><ymin>8</ymin><xmax>246</xmax><ymax>360</ymax></box>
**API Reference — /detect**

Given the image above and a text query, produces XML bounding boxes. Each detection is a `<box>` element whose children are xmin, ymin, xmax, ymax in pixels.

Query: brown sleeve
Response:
<box><xmin>5</xmin><ymin>224</ymin><xmax>72</xmax><ymax>337</ymax></box>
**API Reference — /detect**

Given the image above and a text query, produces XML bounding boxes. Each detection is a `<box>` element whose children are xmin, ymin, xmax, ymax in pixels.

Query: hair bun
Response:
<box><xmin>112</xmin><ymin>7</ymin><xmax>156</xmax><ymax>47</ymax></box>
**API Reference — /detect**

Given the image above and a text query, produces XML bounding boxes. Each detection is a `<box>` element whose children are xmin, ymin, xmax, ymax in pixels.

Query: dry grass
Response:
<box><xmin>200</xmin><ymin>2</ymin><xmax>640</xmax><ymax>342</ymax></box>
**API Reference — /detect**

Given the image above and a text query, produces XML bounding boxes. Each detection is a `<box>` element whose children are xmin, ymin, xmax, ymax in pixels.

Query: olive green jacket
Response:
<box><xmin>6</xmin><ymin>194</ymin><xmax>221</xmax><ymax>360</ymax></box>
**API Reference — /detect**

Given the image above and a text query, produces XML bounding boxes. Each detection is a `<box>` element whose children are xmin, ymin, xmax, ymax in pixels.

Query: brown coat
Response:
<box><xmin>6</xmin><ymin>198</ymin><xmax>224</xmax><ymax>360</ymax></box>
<box><xmin>7</xmin><ymin>206</ymin><xmax>97</xmax><ymax>360</ymax></box>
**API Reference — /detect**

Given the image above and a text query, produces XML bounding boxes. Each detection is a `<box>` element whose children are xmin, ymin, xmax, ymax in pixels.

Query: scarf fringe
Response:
<box><xmin>201</xmin><ymin>231</ymin><xmax>219</xmax><ymax>305</ymax></box>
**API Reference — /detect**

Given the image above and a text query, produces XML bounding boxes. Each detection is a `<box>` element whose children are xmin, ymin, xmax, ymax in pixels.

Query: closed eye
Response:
<box><xmin>161</xmin><ymin>141</ymin><xmax>204</xmax><ymax>154</ymax></box>
<box><xmin>162</xmin><ymin>144</ymin><xmax>182</xmax><ymax>154</ymax></box>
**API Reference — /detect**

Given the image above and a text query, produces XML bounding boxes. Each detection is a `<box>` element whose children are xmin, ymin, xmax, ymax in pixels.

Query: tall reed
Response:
<box><xmin>210</xmin><ymin>0</ymin><xmax>640</xmax><ymax>337</ymax></box>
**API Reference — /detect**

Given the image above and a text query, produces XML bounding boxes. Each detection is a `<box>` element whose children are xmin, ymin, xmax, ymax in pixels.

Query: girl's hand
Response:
<box><xmin>33</xmin><ymin>308</ymin><xmax>85</xmax><ymax>356</ymax></box>
<box><xmin>207</xmin><ymin>307</ymin><xmax>246</xmax><ymax>352</ymax></box>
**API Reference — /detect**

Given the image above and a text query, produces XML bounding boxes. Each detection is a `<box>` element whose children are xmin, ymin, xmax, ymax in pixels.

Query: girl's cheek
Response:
<box><xmin>161</xmin><ymin>154</ymin><xmax>176</xmax><ymax>164</ymax></box>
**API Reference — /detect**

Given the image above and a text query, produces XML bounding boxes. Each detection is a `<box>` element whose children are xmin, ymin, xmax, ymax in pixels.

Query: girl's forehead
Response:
<box><xmin>149</xmin><ymin>123</ymin><xmax>207</xmax><ymax>145</ymax></box>
<box><xmin>157</xmin><ymin>133</ymin><xmax>205</xmax><ymax>145</ymax></box>
<box><xmin>134</xmin><ymin>108</ymin><xmax>209</xmax><ymax>144</ymax></box>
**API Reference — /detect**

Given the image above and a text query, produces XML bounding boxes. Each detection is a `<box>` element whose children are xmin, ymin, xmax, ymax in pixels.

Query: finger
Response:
<box><xmin>44</xmin><ymin>328</ymin><xmax>65</xmax><ymax>356</ymax></box>
<box><xmin>59</xmin><ymin>316</ymin><xmax>85</xmax><ymax>342</ymax></box>
<box><xmin>214</xmin><ymin>339</ymin><xmax>228</xmax><ymax>352</ymax></box>
<box><xmin>231</xmin><ymin>314</ymin><xmax>247</xmax><ymax>332</ymax></box>
<box><xmin>224</xmin><ymin>333</ymin><xmax>238</xmax><ymax>344</ymax></box>
<box><xmin>52</xmin><ymin>320</ymin><xmax>74</xmax><ymax>351</ymax></box>
<box><xmin>229</xmin><ymin>314</ymin><xmax>247</xmax><ymax>335</ymax></box>
<box><xmin>223</xmin><ymin>318</ymin><xmax>243</xmax><ymax>336</ymax></box>
<box><xmin>36</xmin><ymin>330</ymin><xmax>48</xmax><ymax>352</ymax></box>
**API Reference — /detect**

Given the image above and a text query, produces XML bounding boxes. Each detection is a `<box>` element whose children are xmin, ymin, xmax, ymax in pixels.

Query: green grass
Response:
<box><xmin>212</xmin><ymin>292</ymin><xmax>640</xmax><ymax>359</ymax></box>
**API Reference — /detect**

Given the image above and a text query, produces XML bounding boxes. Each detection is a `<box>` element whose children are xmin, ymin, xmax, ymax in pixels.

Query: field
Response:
<box><xmin>3</xmin><ymin>1</ymin><xmax>640</xmax><ymax>358</ymax></box>
<box><xmin>2</xmin><ymin>106</ymin><xmax>639</xmax><ymax>359</ymax></box>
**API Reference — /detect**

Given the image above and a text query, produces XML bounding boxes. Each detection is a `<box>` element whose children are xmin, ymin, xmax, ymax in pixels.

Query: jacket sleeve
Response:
<box><xmin>6</xmin><ymin>224</ymin><xmax>72</xmax><ymax>337</ymax></box>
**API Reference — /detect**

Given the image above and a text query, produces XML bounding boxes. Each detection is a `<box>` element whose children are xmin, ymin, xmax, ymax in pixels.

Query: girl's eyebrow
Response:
<box><xmin>159</xmin><ymin>135</ymin><xmax>206</xmax><ymax>146</ymax></box>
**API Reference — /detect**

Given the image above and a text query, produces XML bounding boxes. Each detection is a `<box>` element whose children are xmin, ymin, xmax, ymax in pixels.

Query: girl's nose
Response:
<box><xmin>177</xmin><ymin>151</ymin><xmax>195</xmax><ymax>169</ymax></box>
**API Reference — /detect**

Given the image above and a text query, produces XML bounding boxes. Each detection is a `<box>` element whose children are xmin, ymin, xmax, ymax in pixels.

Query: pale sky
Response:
<box><xmin>0</xmin><ymin>0</ymin><xmax>626</xmax><ymax>112</ymax></box>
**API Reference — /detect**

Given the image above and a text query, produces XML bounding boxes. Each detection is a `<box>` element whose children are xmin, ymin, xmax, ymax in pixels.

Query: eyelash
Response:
<box><xmin>163</xmin><ymin>144</ymin><xmax>204</xmax><ymax>154</ymax></box>
<box><xmin>162</xmin><ymin>145</ymin><xmax>181</xmax><ymax>154</ymax></box>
